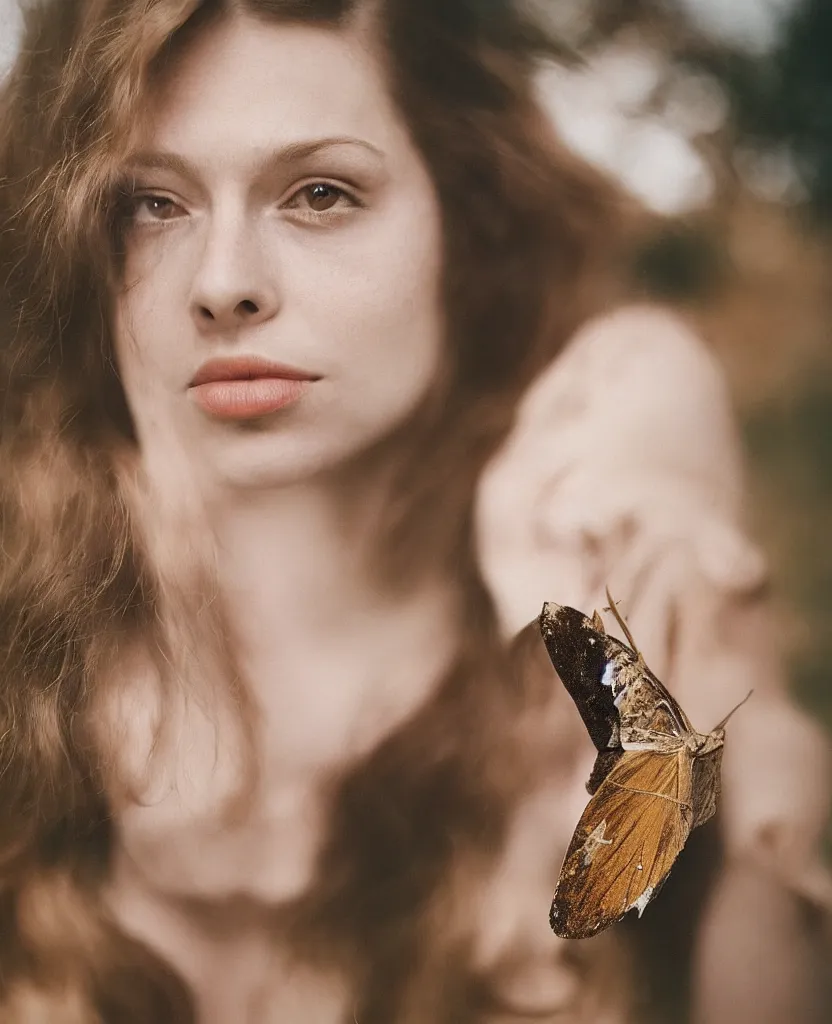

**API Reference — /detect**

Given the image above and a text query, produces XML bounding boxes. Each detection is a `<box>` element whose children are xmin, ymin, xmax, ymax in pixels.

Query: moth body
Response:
<box><xmin>539</xmin><ymin>597</ymin><xmax>747</xmax><ymax>939</ymax></box>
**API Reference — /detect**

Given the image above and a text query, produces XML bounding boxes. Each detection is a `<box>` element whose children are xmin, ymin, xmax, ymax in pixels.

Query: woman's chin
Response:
<box><xmin>197</xmin><ymin>429</ymin><xmax>379</xmax><ymax>495</ymax></box>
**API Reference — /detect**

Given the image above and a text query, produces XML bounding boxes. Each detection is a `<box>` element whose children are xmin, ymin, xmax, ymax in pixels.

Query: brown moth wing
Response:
<box><xmin>690</xmin><ymin>741</ymin><xmax>724</xmax><ymax>828</ymax></box>
<box><xmin>550</xmin><ymin>749</ymin><xmax>694</xmax><ymax>940</ymax></box>
<box><xmin>612</xmin><ymin>659</ymin><xmax>696</xmax><ymax>749</ymax></box>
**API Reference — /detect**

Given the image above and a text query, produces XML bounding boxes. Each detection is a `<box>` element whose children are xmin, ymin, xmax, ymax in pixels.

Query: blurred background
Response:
<box><xmin>529</xmin><ymin>0</ymin><xmax>832</xmax><ymax>859</ymax></box>
<box><xmin>1</xmin><ymin>0</ymin><xmax>830</xmax><ymax>841</ymax></box>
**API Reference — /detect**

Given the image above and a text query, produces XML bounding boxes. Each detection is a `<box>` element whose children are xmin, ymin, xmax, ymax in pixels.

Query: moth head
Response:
<box><xmin>693</xmin><ymin>730</ymin><xmax>726</xmax><ymax>754</ymax></box>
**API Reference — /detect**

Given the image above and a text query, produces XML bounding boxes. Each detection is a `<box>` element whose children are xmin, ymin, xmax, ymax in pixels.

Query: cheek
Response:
<box><xmin>110</xmin><ymin>291</ymin><xmax>186</xmax><ymax>441</ymax></box>
<box><xmin>113</xmin><ymin>230</ymin><xmax>198</xmax><ymax>381</ymax></box>
<box><xmin>316</xmin><ymin>204</ymin><xmax>446</xmax><ymax>417</ymax></box>
<box><xmin>112</xmin><ymin>278</ymin><xmax>180</xmax><ymax>384</ymax></box>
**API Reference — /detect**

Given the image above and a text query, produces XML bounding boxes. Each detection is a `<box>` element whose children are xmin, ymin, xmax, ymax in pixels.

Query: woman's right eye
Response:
<box><xmin>124</xmin><ymin>193</ymin><xmax>185</xmax><ymax>226</ymax></box>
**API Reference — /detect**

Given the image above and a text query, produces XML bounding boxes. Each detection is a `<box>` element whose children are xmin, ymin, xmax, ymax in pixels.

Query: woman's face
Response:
<box><xmin>112</xmin><ymin>13</ymin><xmax>444</xmax><ymax>491</ymax></box>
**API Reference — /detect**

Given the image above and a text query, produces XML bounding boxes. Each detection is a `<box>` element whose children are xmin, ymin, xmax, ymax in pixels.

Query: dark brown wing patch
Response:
<box><xmin>550</xmin><ymin>750</ymin><xmax>694</xmax><ymax>939</ymax></box>
<box><xmin>538</xmin><ymin>603</ymin><xmax>624</xmax><ymax>753</ymax></box>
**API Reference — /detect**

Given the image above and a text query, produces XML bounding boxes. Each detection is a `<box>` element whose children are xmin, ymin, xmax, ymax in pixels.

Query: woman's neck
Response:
<box><xmin>104</xmin><ymin>468</ymin><xmax>467</xmax><ymax>921</ymax></box>
<box><xmin>209</xmin><ymin>478</ymin><xmax>395</xmax><ymax>640</ymax></box>
<box><xmin>203</xmin><ymin>473</ymin><xmax>464</xmax><ymax>773</ymax></box>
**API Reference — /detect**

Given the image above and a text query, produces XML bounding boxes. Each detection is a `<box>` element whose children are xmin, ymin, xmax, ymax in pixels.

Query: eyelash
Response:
<box><xmin>121</xmin><ymin>181</ymin><xmax>363</xmax><ymax>227</ymax></box>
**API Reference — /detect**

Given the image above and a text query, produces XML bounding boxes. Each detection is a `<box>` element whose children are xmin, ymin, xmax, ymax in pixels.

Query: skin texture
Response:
<box><xmin>106</xmin><ymin>16</ymin><xmax>464</xmax><ymax>1022</ymax></box>
<box><xmin>113</xmin><ymin>14</ymin><xmax>445</xmax><ymax>495</ymax></box>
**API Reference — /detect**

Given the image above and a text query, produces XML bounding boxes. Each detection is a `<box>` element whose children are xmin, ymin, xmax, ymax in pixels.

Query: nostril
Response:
<box><xmin>237</xmin><ymin>299</ymin><xmax>259</xmax><ymax>316</ymax></box>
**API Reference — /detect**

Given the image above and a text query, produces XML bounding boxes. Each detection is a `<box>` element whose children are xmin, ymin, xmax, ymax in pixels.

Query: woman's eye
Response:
<box><xmin>126</xmin><ymin>194</ymin><xmax>183</xmax><ymax>224</ymax></box>
<box><xmin>284</xmin><ymin>183</ymin><xmax>359</xmax><ymax>217</ymax></box>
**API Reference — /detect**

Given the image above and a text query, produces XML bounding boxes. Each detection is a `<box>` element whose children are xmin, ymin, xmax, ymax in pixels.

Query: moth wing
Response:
<box><xmin>586</xmin><ymin>747</ymin><xmax>624</xmax><ymax>796</ymax></box>
<box><xmin>538</xmin><ymin>603</ymin><xmax>621</xmax><ymax>753</ymax></box>
<box><xmin>690</xmin><ymin>742</ymin><xmax>724</xmax><ymax>828</ymax></box>
<box><xmin>637</xmin><ymin>665</ymin><xmax>697</xmax><ymax>737</ymax></box>
<box><xmin>550</xmin><ymin>749</ymin><xmax>694</xmax><ymax>940</ymax></box>
<box><xmin>539</xmin><ymin>603</ymin><xmax>692</xmax><ymax>746</ymax></box>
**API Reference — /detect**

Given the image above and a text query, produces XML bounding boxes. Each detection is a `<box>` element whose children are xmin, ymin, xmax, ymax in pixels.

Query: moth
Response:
<box><xmin>539</xmin><ymin>589</ymin><xmax>750</xmax><ymax>940</ymax></box>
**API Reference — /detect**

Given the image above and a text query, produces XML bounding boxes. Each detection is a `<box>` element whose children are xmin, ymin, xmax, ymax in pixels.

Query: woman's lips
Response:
<box><xmin>190</xmin><ymin>377</ymin><xmax>312</xmax><ymax>420</ymax></box>
<box><xmin>189</xmin><ymin>357</ymin><xmax>319</xmax><ymax>420</ymax></box>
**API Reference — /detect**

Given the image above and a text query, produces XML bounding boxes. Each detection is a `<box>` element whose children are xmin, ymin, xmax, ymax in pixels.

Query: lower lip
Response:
<box><xmin>189</xmin><ymin>377</ymin><xmax>312</xmax><ymax>420</ymax></box>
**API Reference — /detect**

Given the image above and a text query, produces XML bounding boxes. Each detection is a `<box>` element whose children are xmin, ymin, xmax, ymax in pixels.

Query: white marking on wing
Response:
<box><xmin>633</xmin><ymin>887</ymin><xmax>654</xmax><ymax>917</ymax></box>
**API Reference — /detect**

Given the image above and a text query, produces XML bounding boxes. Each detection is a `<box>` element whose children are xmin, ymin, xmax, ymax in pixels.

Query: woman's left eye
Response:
<box><xmin>283</xmin><ymin>183</ymin><xmax>361</xmax><ymax>216</ymax></box>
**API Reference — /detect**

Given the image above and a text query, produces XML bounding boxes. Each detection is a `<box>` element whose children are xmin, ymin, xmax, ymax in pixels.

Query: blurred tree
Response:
<box><xmin>666</xmin><ymin>0</ymin><xmax>832</xmax><ymax>221</ymax></box>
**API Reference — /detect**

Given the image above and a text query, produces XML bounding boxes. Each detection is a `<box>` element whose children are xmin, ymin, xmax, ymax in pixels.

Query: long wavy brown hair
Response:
<box><xmin>0</xmin><ymin>0</ymin><xmax>626</xmax><ymax>1020</ymax></box>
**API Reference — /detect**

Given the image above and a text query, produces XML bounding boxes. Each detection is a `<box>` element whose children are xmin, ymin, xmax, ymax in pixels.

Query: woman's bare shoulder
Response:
<box><xmin>476</xmin><ymin>303</ymin><xmax>760</xmax><ymax>636</ymax></box>
<box><xmin>522</xmin><ymin>302</ymin><xmax>742</xmax><ymax>488</ymax></box>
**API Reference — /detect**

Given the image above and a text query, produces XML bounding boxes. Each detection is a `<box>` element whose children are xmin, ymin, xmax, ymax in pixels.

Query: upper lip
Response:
<box><xmin>190</xmin><ymin>356</ymin><xmax>320</xmax><ymax>387</ymax></box>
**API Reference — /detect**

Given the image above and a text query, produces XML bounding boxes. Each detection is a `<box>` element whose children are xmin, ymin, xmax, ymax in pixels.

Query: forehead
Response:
<box><xmin>139</xmin><ymin>14</ymin><xmax>403</xmax><ymax>163</ymax></box>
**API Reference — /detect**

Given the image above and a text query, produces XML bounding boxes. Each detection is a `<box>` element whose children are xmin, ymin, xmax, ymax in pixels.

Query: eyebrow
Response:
<box><xmin>121</xmin><ymin>136</ymin><xmax>384</xmax><ymax>182</ymax></box>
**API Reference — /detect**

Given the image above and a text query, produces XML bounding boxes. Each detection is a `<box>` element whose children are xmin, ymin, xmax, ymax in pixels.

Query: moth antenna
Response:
<box><xmin>604</xmin><ymin>586</ymin><xmax>642</xmax><ymax>658</ymax></box>
<box><xmin>713</xmin><ymin>689</ymin><xmax>754</xmax><ymax>731</ymax></box>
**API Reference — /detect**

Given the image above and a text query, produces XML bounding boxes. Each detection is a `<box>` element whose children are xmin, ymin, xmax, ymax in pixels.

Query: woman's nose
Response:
<box><xmin>189</xmin><ymin>218</ymin><xmax>280</xmax><ymax>332</ymax></box>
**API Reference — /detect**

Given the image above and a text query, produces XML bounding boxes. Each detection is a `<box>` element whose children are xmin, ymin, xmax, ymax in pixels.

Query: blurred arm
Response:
<box><xmin>477</xmin><ymin>303</ymin><xmax>832</xmax><ymax>1024</ymax></box>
